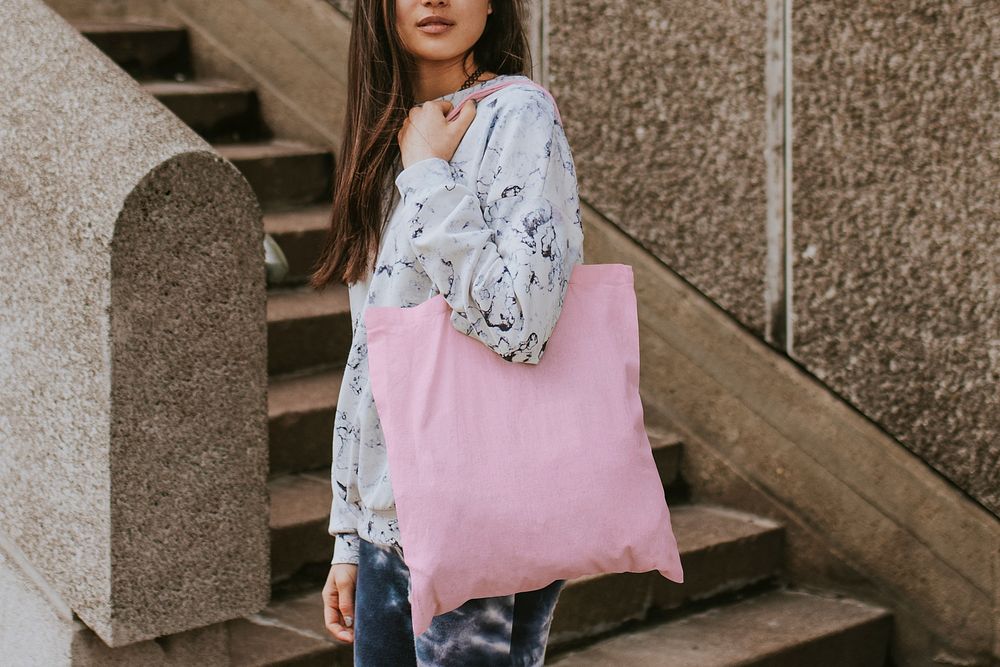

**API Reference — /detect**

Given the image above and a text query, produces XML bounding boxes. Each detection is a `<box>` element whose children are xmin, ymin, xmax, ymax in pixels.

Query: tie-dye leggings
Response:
<box><xmin>354</xmin><ymin>537</ymin><xmax>566</xmax><ymax>666</ymax></box>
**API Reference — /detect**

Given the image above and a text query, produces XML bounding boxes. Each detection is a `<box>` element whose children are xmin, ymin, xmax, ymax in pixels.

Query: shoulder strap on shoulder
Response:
<box><xmin>445</xmin><ymin>79</ymin><xmax>563</xmax><ymax>126</ymax></box>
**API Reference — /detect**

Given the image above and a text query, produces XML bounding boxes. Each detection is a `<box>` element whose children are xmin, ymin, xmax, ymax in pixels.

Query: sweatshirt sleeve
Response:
<box><xmin>331</xmin><ymin>533</ymin><xmax>360</xmax><ymax>566</ymax></box>
<box><xmin>329</xmin><ymin>430</ymin><xmax>361</xmax><ymax>566</ymax></box>
<box><xmin>327</xmin><ymin>283</ymin><xmax>366</xmax><ymax>567</ymax></box>
<box><xmin>393</xmin><ymin>87</ymin><xmax>585</xmax><ymax>364</ymax></box>
<box><xmin>328</xmin><ymin>411</ymin><xmax>363</xmax><ymax>565</ymax></box>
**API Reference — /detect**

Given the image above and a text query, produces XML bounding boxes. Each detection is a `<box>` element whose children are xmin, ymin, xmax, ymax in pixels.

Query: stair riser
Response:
<box><xmin>747</xmin><ymin>617</ymin><xmax>892</xmax><ymax>667</ymax></box>
<box><xmin>269</xmin><ymin>407</ymin><xmax>337</xmax><ymax>477</ymax></box>
<box><xmin>266</xmin><ymin>227</ymin><xmax>328</xmax><ymax>284</ymax></box>
<box><xmin>228</xmin><ymin>154</ymin><xmax>333</xmax><ymax>211</ymax></box>
<box><xmin>268</xmin><ymin>312</ymin><xmax>352</xmax><ymax>376</ymax></box>
<box><xmin>549</xmin><ymin>528</ymin><xmax>783</xmax><ymax>646</ymax></box>
<box><xmin>650</xmin><ymin>528</ymin><xmax>784</xmax><ymax>610</ymax></box>
<box><xmin>79</xmin><ymin>28</ymin><xmax>193</xmax><ymax>81</ymax></box>
<box><xmin>151</xmin><ymin>89</ymin><xmax>270</xmax><ymax>144</ymax></box>
<box><xmin>271</xmin><ymin>522</ymin><xmax>335</xmax><ymax>583</ymax></box>
<box><xmin>652</xmin><ymin>441</ymin><xmax>681</xmax><ymax>492</ymax></box>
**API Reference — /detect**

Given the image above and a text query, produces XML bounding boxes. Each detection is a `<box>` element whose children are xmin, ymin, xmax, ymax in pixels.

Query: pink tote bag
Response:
<box><xmin>365</xmin><ymin>262</ymin><xmax>684</xmax><ymax>638</ymax></box>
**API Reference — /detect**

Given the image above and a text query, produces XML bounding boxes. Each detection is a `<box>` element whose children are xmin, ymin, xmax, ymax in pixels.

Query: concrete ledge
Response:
<box><xmin>582</xmin><ymin>203</ymin><xmax>1000</xmax><ymax>665</ymax></box>
<box><xmin>1</xmin><ymin>0</ymin><xmax>268</xmax><ymax>646</ymax></box>
<box><xmin>1</xmin><ymin>537</ymin><xmax>230</xmax><ymax>665</ymax></box>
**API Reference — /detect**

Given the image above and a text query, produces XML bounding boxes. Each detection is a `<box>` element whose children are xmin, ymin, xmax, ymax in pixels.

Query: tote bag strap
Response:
<box><xmin>445</xmin><ymin>78</ymin><xmax>563</xmax><ymax>126</ymax></box>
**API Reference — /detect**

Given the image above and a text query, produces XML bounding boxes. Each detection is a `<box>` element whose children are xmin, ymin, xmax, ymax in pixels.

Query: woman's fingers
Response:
<box><xmin>322</xmin><ymin>565</ymin><xmax>356</xmax><ymax>643</ymax></box>
<box><xmin>336</xmin><ymin>569</ymin><xmax>356</xmax><ymax>633</ymax></box>
<box><xmin>321</xmin><ymin>576</ymin><xmax>345</xmax><ymax>640</ymax></box>
<box><xmin>398</xmin><ymin>97</ymin><xmax>477</xmax><ymax>168</ymax></box>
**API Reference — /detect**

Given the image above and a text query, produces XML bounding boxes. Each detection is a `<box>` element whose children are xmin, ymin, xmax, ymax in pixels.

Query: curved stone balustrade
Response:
<box><xmin>0</xmin><ymin>0</ymin><xmax>269</xmax><ymax>647</ymax></box>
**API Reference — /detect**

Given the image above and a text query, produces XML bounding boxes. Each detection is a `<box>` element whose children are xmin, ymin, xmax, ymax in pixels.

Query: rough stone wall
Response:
<box><xmin>547</xmin><ymin>0</ymin><xmax>999</xmax><ymax>518</ymax></box>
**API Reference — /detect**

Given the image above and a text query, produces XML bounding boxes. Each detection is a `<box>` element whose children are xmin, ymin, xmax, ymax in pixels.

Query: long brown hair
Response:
<box><xmin>309</xmin><ymin>0</ymin><xmax>533</xmax><ymax>290</ymax></box>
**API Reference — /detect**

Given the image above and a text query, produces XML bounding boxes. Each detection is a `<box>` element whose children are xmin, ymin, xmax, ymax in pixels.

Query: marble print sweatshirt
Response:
<box><xmin>328</xmin><ymin>73</ymin><xmax>586</xmax><ymax>565</ymax></box>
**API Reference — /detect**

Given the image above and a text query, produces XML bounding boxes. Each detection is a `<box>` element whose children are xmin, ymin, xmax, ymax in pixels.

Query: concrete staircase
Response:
<box><xmin>74</xmin><ymin>18</ymin><xmax>894</xmax><ymax>666</ymax></box>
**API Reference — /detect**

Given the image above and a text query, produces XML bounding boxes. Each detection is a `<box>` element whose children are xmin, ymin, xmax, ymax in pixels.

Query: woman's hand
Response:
<box><xmin>323</xmin><ymin>563</ymin><xmax>357</xmax><ymax>643</ymax></box>
<box><xmin>398</xmin><ymin>99</ymin><xmax>477</xmax><ymax>170</ymax></box>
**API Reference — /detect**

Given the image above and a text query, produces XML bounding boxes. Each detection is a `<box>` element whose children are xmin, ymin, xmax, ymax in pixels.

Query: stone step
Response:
<box><xmin>268</xmin><ymin>472</ymin><xmax>334</xmax><ymax>583</ymax></box>
<box><xmin>239</xmin><ymin>501</ymin><xmax>785</xmax><ymax>665</ymax></box>
<box><xmin>547</xmin><ymin>588</ymin><xmax>893</xmax><ymax>667</ymax></box>
<box><xmin>267</xmin><ymin>453</ymin><xmax>779</xmax><ymax>599</ymax></box>
<box><xmin>268</xmin><ymin>369</ymin><xmax>345</xmax><ymax>478</ymax></box>
<box><xmin>215</xmin><ymin>140</ymin><xmax>334</xmax><ymax>212</ymax></box>
<box><xmin>141</xmin><ymin>78</ymin><xmax>269</xmax><ymax>143</ymax></box>
<box><xmin>262</xmin><ymin>205</ymin><xmax>331</xmax><ymax>284</ymax></box>
<box><xmin>228</xmin><ymin>587</ymin><xmax>348</xmax><ymax>666</ymax></box>
<box><xmin>646</xmin><ymin>426</ymin><xmax>683</xmax><ymax>500</ymax></box>
<box><xmin>267</xmin><ymin>284</ymin><xmax>352</xmax><ymax>376</ymax></box>
<box><xmin>71</xmin><ymin>19</ymin><xmax>193</xmax><ymax>81</ymax></box>
<box><xmin>550</xmin><ymin>504</ymin><xmax>784</xmax><ymax>639</ymax></box>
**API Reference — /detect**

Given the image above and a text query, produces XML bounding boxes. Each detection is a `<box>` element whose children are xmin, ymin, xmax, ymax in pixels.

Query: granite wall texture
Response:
<box><xmin>549</xmin><ymin>0</ymin><xmax>770</xmax><ymax>336</ymax></box>
<box><xmin>1</xmin><ymin>0</ymin><xmax>269</xmax><ymax>646</ymax></box>
<box><xmin>547</xmin><ymin>0</ymin><xmax>998</xmax><ymax>517</ymax></box>
<box><xmin>790</xmin><ymin>2</ymin><xmax>998</xmax><ymax>517</ymax></box>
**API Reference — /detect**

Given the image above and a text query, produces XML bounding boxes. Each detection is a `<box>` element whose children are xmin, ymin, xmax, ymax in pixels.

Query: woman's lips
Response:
<box><xmin>417</xmin><ymin>21</ymin><xmax>453</xmax><ymax>34</ymax></box>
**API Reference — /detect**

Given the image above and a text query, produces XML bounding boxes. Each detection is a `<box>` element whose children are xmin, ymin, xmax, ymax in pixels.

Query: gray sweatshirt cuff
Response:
<box><xmin>331</xmin><ymin>533</ymin><xmax>360</xmax><ymax>566</ymax></box>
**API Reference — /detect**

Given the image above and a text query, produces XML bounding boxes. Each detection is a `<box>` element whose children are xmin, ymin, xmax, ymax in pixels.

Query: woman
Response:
<box><xmin>310</xmin><ymin>0</ymin><xmax>585</xmax><ymax>663</ymax></box>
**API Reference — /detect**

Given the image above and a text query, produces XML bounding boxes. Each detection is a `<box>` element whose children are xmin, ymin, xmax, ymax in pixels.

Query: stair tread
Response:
<box><xmin>268</xmin><ymin>367</ymin><xmax>344</xmax><ymax>419</ymax></box>
<box><xmin>69</xmin><ymin>19</ymin><xmax>186</xmax><ymax>33</ymax></box>
<box><xmin>140</xmin><ymin>78</ymin><xmax>255</xmax><ymax>96</ymax></box>
<box><xmin>646</xmin><ymin>425</ymin><xmax>683</xmax><ymax>447</ymax></box>
<box><xmin>263</xmin><ymin>204</ymin><xmax>331</xmax><ymax>235</ymax></box>
<box><xmin>645</xmin><ymin>424</ymin><xmax>684</xmax><ymax>446</ymax></box>
<box><xmin>267</xmin><ymin>284</ymin><xmax>350</xmax><ymax>323</ymax></box>
<box><xmin>549</xmin><ymin>588</ymin><xmax>892</xmax><ymax>666</ymax></box>
<box><xmin>670</xmin><ymin>504</ymin><xmax>781</xmax><ymax>554</ymax></box>
<box><xmin>214</xmin><ymin>139</ymin><xmax>331</xmax><ymax>160</ymax></box>
<box><xmin>269</xmin><ymin>472</ymin><xmax>331</xmax><ymax>530</ymax></box>
<box><xmin>229</xmin><ymin>590</ymin><xmax>347</xmax><ymax>666</ymax></box>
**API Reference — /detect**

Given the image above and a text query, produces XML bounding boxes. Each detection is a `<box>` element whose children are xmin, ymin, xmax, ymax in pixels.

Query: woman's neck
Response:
<box><xmin>412</xmin><ymin>60</ymin><xmax>497</xmax><ymax>103</ymax></box>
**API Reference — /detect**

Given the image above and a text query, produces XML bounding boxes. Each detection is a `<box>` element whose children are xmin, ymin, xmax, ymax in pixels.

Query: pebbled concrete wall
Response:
<box><xmin>547</xmin><ymin>0</ymin><xmax>769</xmax><ymax>336</ymax></box>
<box><xmin>0</xmin><ymin>538</ymin><xmax>230</xmax><ymax>665</ymax></box>
<box><xmin>547</xmin><ymin>0</ymin><xmax>999</xmax><ymax>520</ymax></box>
<box><xmin>0</xmin><ymin>0</ymin><xmax>268</xmax><ymax>647</ymax></box>
<box><xmin>791</xmin><ymin>0</ymin><xmax>999</xmax><ymax>518</ymax></box>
